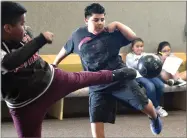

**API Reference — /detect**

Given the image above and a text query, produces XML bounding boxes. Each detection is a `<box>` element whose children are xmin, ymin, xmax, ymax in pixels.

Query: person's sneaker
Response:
<box><xmin>149</xmin><ymin>115</ymin><xmax>162</xmax><ymax>135</ymax></box>
<box><xmin>167</xmin><ymin>79</ymin><xmax>175</xmax><ymax>86</ymax></box>
<box><xmin>175</xmin><ymin>78</ymin><xmax>186</xmax><ymax>86</ymax></box>
<box><xmin>112</xmin><ymin>67</ymin><xmax>137</xmax><ymax>81</ymax></box>
<box><xmin>156</xmin><ymin>106</ymin><xmax>168</xmax><ymax>117</ymax></box>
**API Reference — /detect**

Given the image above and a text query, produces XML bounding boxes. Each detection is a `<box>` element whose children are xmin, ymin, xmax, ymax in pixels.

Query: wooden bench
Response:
<box><xmin>2</xmin><ymin>53</ymin><xmax>186</xmax><ymax>120</ymax></box>
<box><xmin>40</xmin><ymin>53</ymin><xmax>186</xmax><ymax>120</ymax></box>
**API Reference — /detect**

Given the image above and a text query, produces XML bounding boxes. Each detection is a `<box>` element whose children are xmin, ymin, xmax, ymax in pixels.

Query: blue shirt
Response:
<box><xmin>64</xmin><ymin>26</ymin><xmax>131</xmax><ymax>92</ymax></box>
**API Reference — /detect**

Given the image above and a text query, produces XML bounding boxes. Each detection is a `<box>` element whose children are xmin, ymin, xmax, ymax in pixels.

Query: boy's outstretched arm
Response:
<box><xmin>53</xmin><ymin>46</ymin><xmax>68</xmax><ymax>66</ymax></box>
<box><xmin>2</xmin><ymin>32</ymin><xmax>53</xmax><ymax>71</ymax></box>
<box><xmin>107</xmin><ymin>21</ymin><xmax>137</xmax><ymax>41</ymax></box>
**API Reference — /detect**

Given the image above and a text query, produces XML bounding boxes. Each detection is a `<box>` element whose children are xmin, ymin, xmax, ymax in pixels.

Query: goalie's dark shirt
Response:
<box><xmin>64</xmin><ymin>26</ymin><xmax>131</xmax><ymax>93</ymax></box>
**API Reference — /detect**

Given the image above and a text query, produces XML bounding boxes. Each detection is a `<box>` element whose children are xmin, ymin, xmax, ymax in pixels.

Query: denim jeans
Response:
<box><xmin>136</xmin><ymin>77</ymin><xmax>164</xmax><ymax>108</ymax></box>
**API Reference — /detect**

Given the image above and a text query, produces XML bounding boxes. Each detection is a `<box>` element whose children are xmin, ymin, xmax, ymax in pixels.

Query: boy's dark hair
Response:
<box><xmin>157</xmin><ymin>41</ymin><xmax>171</xmax><ymax>54</ymax></box>
<box><xmin>1</xmin><ymin>1</ymin><xmax>27</xmax><ymax>27</ymax></box>
<box><xmin>84</xmin><ymin>3</ymin><xmax>105</xmax><ymax>18</ymax></box>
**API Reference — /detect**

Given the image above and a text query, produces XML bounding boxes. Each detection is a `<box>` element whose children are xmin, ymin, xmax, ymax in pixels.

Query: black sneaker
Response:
<box><xmin>167</xmin><ymin>79</ymin><xmax>175</xmax><ymax>86</ymax></box>
<box><xmin>112</xmin><ymin>67</ymin><xmax>137</xmax><ymax>81</ymax></box>
<box><xmin>175</xmin><ymin>79</ymin><xmax>186</xmax><ymax>86</ymax></box>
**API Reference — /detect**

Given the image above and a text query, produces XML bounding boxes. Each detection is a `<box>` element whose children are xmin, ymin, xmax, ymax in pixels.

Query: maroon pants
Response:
<box><xmin>9</xmin><ymin>68</ymin><xmax>112</xmax><ymax>138</ymax></box>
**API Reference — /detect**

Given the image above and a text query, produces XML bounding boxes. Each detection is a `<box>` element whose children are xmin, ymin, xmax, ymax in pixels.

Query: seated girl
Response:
<box><xmin>126</xmin><ymin>38</ymin><xmax>168</xmax><ymax>117</ymax></box>
<box><xmin>156</xmin><ymin>41</ymin><xmax>186</xmax><ymax>86</ymax></box>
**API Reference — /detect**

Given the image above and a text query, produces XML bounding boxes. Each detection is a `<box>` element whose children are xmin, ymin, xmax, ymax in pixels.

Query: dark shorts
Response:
<box><xmin>89</xmin><ymin>80</ymin><xmax>148</xmax><ymax>124</ymax></box>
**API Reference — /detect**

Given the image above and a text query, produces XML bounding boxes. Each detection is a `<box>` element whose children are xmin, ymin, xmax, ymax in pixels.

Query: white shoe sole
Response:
<box><xmin>159</xmin><ymin>113</ymin><xmax>168</xmax><ymax>117</ymax></box>
<box><xmin>177</xmin><ymin>83</ymin><xmax>186</xmax><ymax>87</ymax></box>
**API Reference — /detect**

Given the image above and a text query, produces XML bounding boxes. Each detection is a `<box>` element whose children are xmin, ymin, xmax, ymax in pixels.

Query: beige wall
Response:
<box><xmin>20</xmin><ymin>1</ymin><xmax>186</xmax><ymax>54</ymax></box>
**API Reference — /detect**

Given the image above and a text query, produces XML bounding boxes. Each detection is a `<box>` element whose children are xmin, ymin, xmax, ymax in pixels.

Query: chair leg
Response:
<box><xmin>48</xmin><ymin>99</ymin><xmax>64</xmax><ymax>120</ymax></box>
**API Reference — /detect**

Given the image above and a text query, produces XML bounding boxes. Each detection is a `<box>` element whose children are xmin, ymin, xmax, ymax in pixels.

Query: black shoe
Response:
<box><xmin>112</xmin><ymin>67</ymin><xmax>137</xmax><ymax>81</ymax></box>
<box><xmin>175</xmin><ymin>79</ymin><xmax>186</xmax><ymax>86</ymax></box>
<box><xmin>167</xmin><ymin>79</ymin><xmax>175</xmax><ymax>86</ymax></box>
